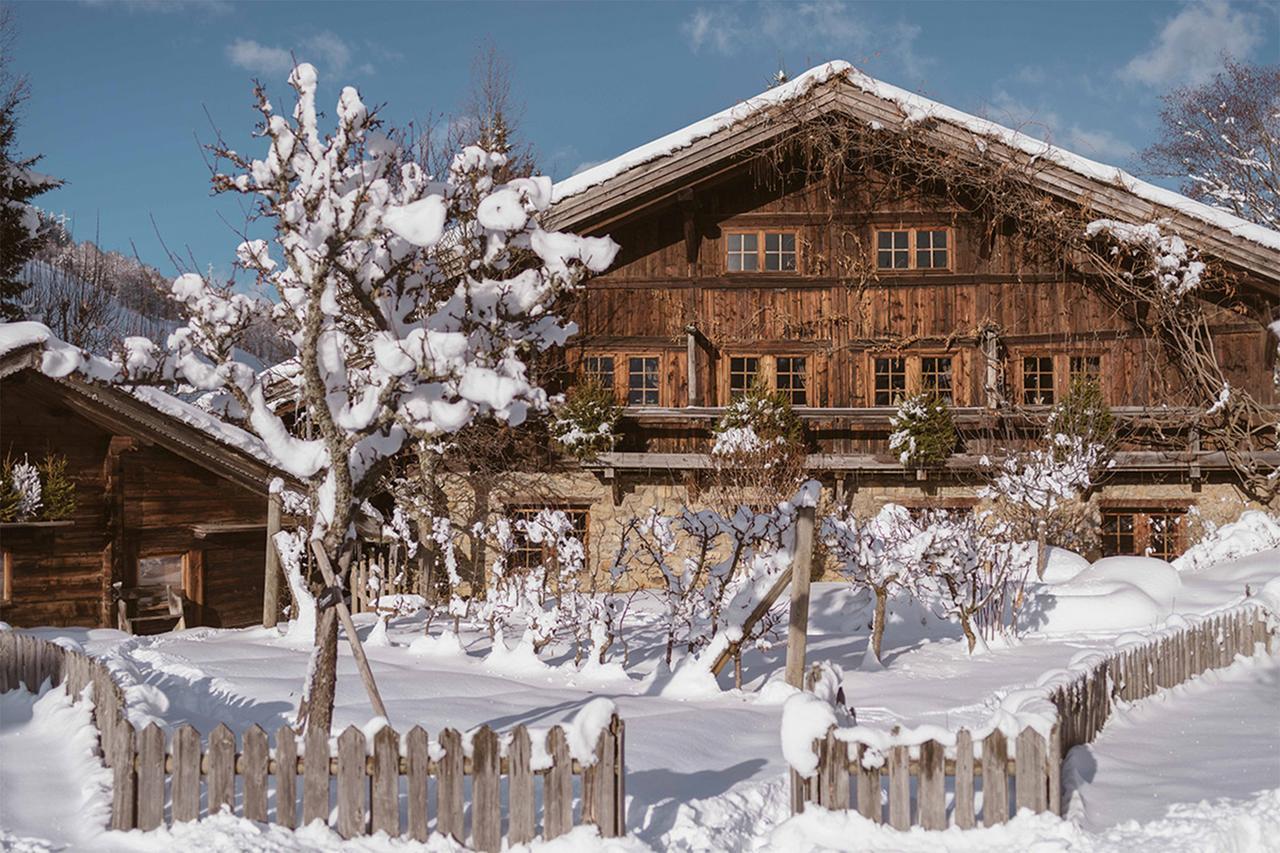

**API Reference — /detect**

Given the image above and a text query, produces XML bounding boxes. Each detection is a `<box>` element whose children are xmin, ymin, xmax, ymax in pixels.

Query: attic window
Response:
<box><xmin>876</xmin><ymin>228</ymin><xmax>951</xmax><ymax>271</ymax></box>
<box><xmin>726</xmin><ymin>230</ymin><xmax>798</xmax><ymax>273</ymax></box>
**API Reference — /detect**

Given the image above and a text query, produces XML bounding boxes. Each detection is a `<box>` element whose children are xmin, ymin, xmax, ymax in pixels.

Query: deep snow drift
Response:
<box><xmin>3</xmin><ymin>539</ymin><xmax>1279</xmax><ymax>851</ymax></box>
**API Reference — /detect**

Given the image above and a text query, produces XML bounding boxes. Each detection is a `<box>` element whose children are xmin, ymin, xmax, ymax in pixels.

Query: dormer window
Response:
<box><xmin>727</xmin><ymin>230</ymin><xmax>798</xmax><ymax>272</ymax></box>
<box><xmin>876</xmin><ymin>227</ymin><xmax>951</xmax><ymax>271</ymax></box>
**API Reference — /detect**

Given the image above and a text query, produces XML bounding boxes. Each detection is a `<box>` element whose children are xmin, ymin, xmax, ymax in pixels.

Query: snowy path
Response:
<box><xmin>0</xmin><ymin>686</ymin><xmax>111</xmax><ymax>852</ymax></box>
<box><xmin>1065</xmin><ymin>650</ymin><xmax>1280</xmax><ymax>831</ymax></box>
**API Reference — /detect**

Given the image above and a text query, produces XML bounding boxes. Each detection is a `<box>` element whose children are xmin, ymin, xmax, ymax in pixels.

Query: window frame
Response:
<box><xmin>580</xmin><ymin>354</ymin><xmax>616</xmax><ymax>391</ymax></box>
<box><xmin>774</xmin><ymin>355</ymin><xmax>809</xmax><ymax>407</ymax></box>
<box><xmin>868</xmin><ymin>352</ymin><xmax>961</xmax><ymax>406</ymax></box>
<box><xmin>720</xmin><ymin>354</ymin><xmax>813</xmax><ymax>406</ymax></box>
<box><xmin>724</xmin><ymin>229</ymin><xmax>801</xmax><ymax>274</ymax></box>
<box><xmin>727</xmin><ymin>355</ymin><xmax>761</xmax><ymax>400</ymax></box>
<box><xmin>505</xmin><ymin>506</ymin><xmax>591</xmax><ymax>573</ymax></box>
<box><xmin>625</xmin><ymin>354</ymin><xmax>662</xmax><ymax>407</ymax></box>
<box><xmin>1020</xmin><ymin>354</ymin><xmax>1057</xmax><ymax>405</ymax></box>
<box><xmin>873</xmin><ymin>226</ymin><xmax>954</xmax><ymax>273</ymax></box>
<box><xmin>1099</xmin><ymin>504</ymin><xmax>1189</xmax><ymax>560</ymax></box>
<box><xmin>1016</xmin><ymin>351</ymin><xmax>1110</xmax><ymax>407</ymax></box>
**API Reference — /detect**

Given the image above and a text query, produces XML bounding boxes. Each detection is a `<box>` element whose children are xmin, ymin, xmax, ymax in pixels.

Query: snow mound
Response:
<box><xmin>1174</xmin><ymin>511</ymin><xmax>1280</xmax><ymax>573</ymax></box>
<box><xmin>1038</xmin><ymin>545</ymin><xmax>1091</xmax><ymax>584</ymax></box>
<box><xmin>1034</xmin><ymin>557</ymin><xmax>1182</xmax><ymax>634</ymax></box>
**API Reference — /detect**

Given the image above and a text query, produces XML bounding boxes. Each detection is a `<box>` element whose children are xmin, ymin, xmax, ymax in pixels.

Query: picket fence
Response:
<box><xmin>0</xmin><ymin>631</ymin><xmax>626</xmax><ymax>850</ymax></box>
<box><xmin>794</xmin><ymin>605</ymin><xmax>1273</xmax><ymax>829</ymax></box>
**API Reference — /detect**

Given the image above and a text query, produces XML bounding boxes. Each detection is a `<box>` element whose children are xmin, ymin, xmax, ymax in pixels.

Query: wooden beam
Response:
<box><xmin>263</xmin><ymin>492</ymin><xmax>283</xmax><ymax>628</ymax></box>
<box><xmin>308</xmin><ymin>542</ymin><xmax>388</xmax><ymax>720</ymax></box>
<box><xmin>686</xmin><ymin>326</ymin><xmax>701</xmax><ymax>406</ymax></box>
<box><xmin>785</xmin><ymin>502</ymin><xmax>817</xmax><ymax>689</ymax></box>
<box><xmin>192</xmin><ymin>522</ymin><xmax>268</xmax><ymax>538</ymax></box>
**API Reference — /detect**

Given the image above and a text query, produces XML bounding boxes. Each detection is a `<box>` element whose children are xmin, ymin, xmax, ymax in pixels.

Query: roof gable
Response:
<box><xmin>547</xmin><ymin>61</ymin><xmax>1280</xmax><ymax>287</ymax></box>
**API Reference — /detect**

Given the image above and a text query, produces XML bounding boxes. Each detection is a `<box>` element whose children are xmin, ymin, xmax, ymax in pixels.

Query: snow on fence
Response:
<box><xmin>0</xmin><ymin>631</ymin><xmax>626</xmax><ymax>850</ymax></box>
<box><xmin>347</xmin><ymin>539</ymin><xmax>422</xmax><ymax>614</ymax></box>
<box><xmin>788</xmin><ymin>605</ymin><xmax>1273</xmax><ymax>830</ymax></box>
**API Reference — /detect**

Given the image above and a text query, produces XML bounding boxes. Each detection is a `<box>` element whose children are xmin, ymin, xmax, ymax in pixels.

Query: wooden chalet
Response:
<box><xmin>0</xmin><ymin>327</ymin><xmax>288</xmax><ymax>632</ymax></box>
<box><xmin>528</xmin><ymin>61</ymin><xmax>1279</xmax><ymax>562</ymax></box>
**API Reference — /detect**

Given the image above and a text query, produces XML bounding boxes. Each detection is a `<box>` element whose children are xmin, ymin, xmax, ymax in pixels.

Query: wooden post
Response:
<box><xmin>263</xmin><ymin>492</ymin><xmax>283</xmax><ymax>628</ymax></box>
<box><xmin>855</xmin><ymin>744</ymin><xmax>880</xmax><ymax>823</ymax></box>
<box><xmin>309</xmin><ymin>542</ymin><xmax>389</xmax><ymax>719</ymax></box>
<box><xmin>136</xmin><ymin>723</ymin><xmax>165</xmax><ymax>831</ymax></box>
<box><xmin>371</xmin><ymin>726</ymin><xmax>399</xmax><ymax>836</ymax></box>
<box><xmin>303</xmin><ymin>725</ymin><xmax>330</xmax><ymax>826</ymax></box>
<box><xmin>888</xmin><ymin>744</ymin><xmax>910</xmax><ymax>830</ymax></box>
<box><xmin>243</xmin><ymin>725</ymin><xmax>270</xmax><ymax>823</ymax></box>
<box><xmin>983</xmin><ymin>730</ymin><xmax>1009</xmax><ymax>826</ymax></box>
<box><xmin>171</xmin><ymin>725</ymin><xmax>201</xmax><ymax>823</ymax></box>
<box><xmin>686</xmin><ymin>327</ymin><xmax>700</xmax><ymax>406</ymax></box>
<box><xmin>473</xmin><ymin>726</ymin><xmax>501</xmax><ymax>853</ymax></box>
<box><xmin>336</xmin><ymin>726</ymin><xmax>367</xmax><ymax>839</ymax></box>
<box><xmin>437</xmin><ymin>728</ymin><xmax>465</xmax><ymax>843</ymax></box>
<box><xmin>1046</xmin><ymin>723</ymin><xmax>1062</xmax><ymax>816</ymax></box>
<box><xmin>919</xmin><ymin>739</ymin><xmax>945</xmax><ymax>829</ymax></box>
<box><xmin>545</xmin><ymin>727</ymin><xmax>573</xmax><ymax>839</ymax></box>
<box><xmin>821</xmin><ymin>728</ymin><xmax>849</xmax><ymax>810</ymax></box>
<box><xmin>208</xmin><ymin>724</ymin><xmax>236</xmax><ymax>816</ymax></box>
<box><xmin>111</xmin><ymin>720</ymin><xmax>137</xmax><ymax>831</ymax></box>
<box><xmin>1015</xmin><ymin>727</ymin><xmax>1046</xmax><ymax>812</ymax></box>
<box><xmin>508</xmin><ymin>726</ymin><xmax>535</xmax><ymax>845</ymax></box>
<box><xmin>785</xmin><ymin>502</ymin><xmax>817</xmax><ymax>688</ymax></box>
<box><xmin>954</xmin><ymin>729</ymin><xmax>976</xmax><ymax>829</ymax></box>
<box><xmin>406</xmin><ymin>726</ymin><xmax>430</xmax><ymax>842</ymax></box>
<box><xmin>276</xmin><ymin>725</ymin><xmax>299</xmax><ymax>829</ymax></box>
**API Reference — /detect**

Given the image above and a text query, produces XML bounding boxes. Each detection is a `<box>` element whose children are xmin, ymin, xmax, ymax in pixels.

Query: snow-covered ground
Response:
<box><xmin>4</xmin><ymin>540</ymin><xmax>1279</xmax><ymax>852</ymax></box>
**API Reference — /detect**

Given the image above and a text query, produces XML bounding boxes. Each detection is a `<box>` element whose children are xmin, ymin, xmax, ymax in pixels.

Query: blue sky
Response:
<box><xmin>9</xmin><ymin>0</ymin><xmax>1279</xmax><ymax>278</ymax></box>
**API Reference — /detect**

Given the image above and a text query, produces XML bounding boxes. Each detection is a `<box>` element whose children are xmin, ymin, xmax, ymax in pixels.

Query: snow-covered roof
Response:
<box><xmin>0</xmin><ymin>321</ymin><xmax>283</xmax><ymax>480</ymax></box>
<box><xmin>551</xmin><ymin>61</ymin><xmax>1280</xmax><ymax>257</ymax></box>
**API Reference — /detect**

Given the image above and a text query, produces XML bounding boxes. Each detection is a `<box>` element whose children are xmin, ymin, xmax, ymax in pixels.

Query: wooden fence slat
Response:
<box><xmin>855</xmin><ymin>744</ymin><xmax>880</xmax><ymax>823</ymax></box>
<box><xmin>243</xmin><ymin>725</ymin><xmax>269</xmax><ymax>823</ymax></box>
<box><xmin>406</xmin><ymin>726</ymin><xmax>430</xmax><ymax>842</ymax></box>
<box><xmin>544</xmin><ymin>727</ymin><xmax>572</xmax><ymax>840</ymax></box>
<box><xmin>582</xmin><ymin>726</ymin><xmax>602</xmax><ymax>829</ymax></box>
<box><xmin>982</xmin><ymin>730</ymin><xmax>1008</xmax><ymax>826</ymax></box>
<box><xmin>954</xmin><ymin>729</ymin><xmax>975</xmax><ymax>829</ymax></box>
<box><xmin>337</xmin><ymin>726</ymin><xmax>368</xmax><ymax>839</ymax></box>
<box><xmin>888</xmin><ymin>744</ymin><xmax>910</xmax><ymax>830</ymax></box>
<box><xmin>303</xmin><ymin>725</ymin><xmax>331</xmax><ymax>826</ymax></box>
<box><xmin>508</xmin><ymin>726</ymin><xmax>535</xmax><ymax>845</ymax></box>
<box><xmin>614</xmin><ymin>718</ymin><xmax>626</xmax><ymax>838</ymax></box>
<box><xmin>111</xmin><ymin>719</ymin><xmax>137</xmax><ymax>831</ymax></box>
<box><xmin>371</xmin><ymin>727</ymin><xmax>399</xmax><ymax>837</ymax></box>
<box><xmin>821</xmin><ymin>728</ymin><xmax>849</xmax><ymax>810</ymax></box>
<box><xmin>473</xmin><ymin>726</ymin><xmax>502</xmax><ymax>853</ymax></box>
<box><xmin>1046</xmin><ymin>723</ymin><xmax>1062</xmax><ymax>815</ymax></box>
<box><xmin>597</xmin><ymin>717</ymin><xmax>621</xmax><ymax>836</ymax></box>
<box><xmin>919</xmin><ymin>739</ymin><xmax>945</xmax><ymax>830</ymax></box>
<box><xmin>1015</xmin><ymin>727</ymin><xmax>1046</xmax><ymax>813</ymax></box>
<box><xmin>171</xmin><ymin>725</ymin><xmax>201</xmax><ymax>823</ymax></box>
<box><xmin>276</xmin><ymin>726</ymin><xmax>298</xmax><ymax>829</ymax></box>
<box><xmin>208</xmin><ymin>724</ymin><xmax>236</xmax><ymax>816</ymax></box>
<box><xmin>437</xmin><ymin>728</ymin><xmax>464</xmax><ymax>843</ymax></box>
<box><xmin>136</xmin><ymin>723</ymin><xmax>165</xmax><ymax>831</ymax></box>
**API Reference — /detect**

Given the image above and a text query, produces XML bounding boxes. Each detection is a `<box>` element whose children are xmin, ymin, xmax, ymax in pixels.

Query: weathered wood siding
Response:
<box><xmin>1</xmin><ymin>372</ymin><xmax>267</xmax><ymax>628</ymax></box>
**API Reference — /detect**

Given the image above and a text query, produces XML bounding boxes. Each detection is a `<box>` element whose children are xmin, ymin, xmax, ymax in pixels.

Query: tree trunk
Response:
<box><xmin>958</xmin><ymin>608</ymin><xmax>978</xmax><ymax>653</ymax></box>
<box><xmin>871</xmin><ymin>585</ymin><xmax>889</xmax><ymax>661</ymax></box>
<box><xmin>1036</xmin><ymin>521</ymin><xmax>1049</xmax><ymax>580</ymax></box>
<box><xmin>304</xmin><ymin>604</ymin><xmax>340</xmax><ymax>735</ymax></box>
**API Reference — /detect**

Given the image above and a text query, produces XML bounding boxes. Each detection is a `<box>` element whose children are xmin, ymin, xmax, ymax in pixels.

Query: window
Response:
<box><xmin>729</xmin><ymin>356</ymin><xmax>759</xmax><ymax>399</ymax></box>
<box><xmin>627</xmin><ymin>356</ymin><xmax>660</xmax><ymax>406</ymax></box>
<box><xmin>726</xmin><ymin>232</ymin><xmax>759</xmax><ymax>272</ymax></box>
<box><xmin>776</xmin><ymin>356</ymin><xmax>808</xmax><ymax>406</ymax></box>
<box><xmin>915</xmin><ymin>230</ymin><xmax>949</xmax><ymax>269</ymax></box>
<box><xmin>1101</xmin><ymin>507</ymin><xmax>1188</xmax><ymax>559</ymax></box>
<box><xmin>921</xmin><ymin>356</ymin><xmax>953</xmax><ymax>404</ymax></box>
<box><xmin>1069</xmin><ymin>355</ymin><xmax>1102</xmax><ymax>383</ymax></box>
<box><xmin>508</xmin><ymin>507</ymin><xmax>590</xmax><ymax>571</ymax></box>
<box><xmin>874</xmin><ymin>357</ymin><xmax>907</xmax><ymax>406</ymax></box>
<box><xmin>726</xmin><ymin>230</ymin><xmax>798</xmax><ymax>273</ymax></box>
<box><xmin>1022</xmin><ymin>355</ymin><xmax>1055</xmax><ymax>405</ymax></box>
<box><xmin>582</xmin><ymin>355</ymin><xmax>614</xmax><ymax>390</ymax></box>
<box><xmin>137</xmin><ymin>554</ymin><xmax>184</xmax><ymax>590</ymax></box>
<box><xmin>876</xmin><ymin>230</ymin><xmax>909</xmax><ymax>269</ymax></box>
<box><xmin>1100</xmin><ymin>511</ymin><xmax>1135</xmax><ymax>557</ymax></box>
<box><xmin>876</xmin><ymin>227</ymin><xmax>951</xmax><ymax>271</ymax></box>
<box><xmin>764</xmin><ymin>233</ymin><xmax>798</xmax><ymax>271</ymax></box>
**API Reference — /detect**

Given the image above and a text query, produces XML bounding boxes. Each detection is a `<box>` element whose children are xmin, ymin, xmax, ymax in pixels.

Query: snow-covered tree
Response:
<box><xmin>118</xmin><ymin>64</ymin><xmax>616</xmax><ymax>734</ymax></box>
<box><xmin>1141</xmin><ymin>59</ymin><xmax>1279</xmax><ymax>230</ymax></box>
<box><xmin>0</xmin><ymin>8</ymin><xmax>61</xmax><ymax>319</ymax></box>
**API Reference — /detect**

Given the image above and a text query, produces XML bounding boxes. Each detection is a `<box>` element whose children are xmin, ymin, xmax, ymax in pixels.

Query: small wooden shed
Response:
<box><xmin>1</xmin><ymin>335</ymin><xmax>286</xmax><ymax>632</ymax></box>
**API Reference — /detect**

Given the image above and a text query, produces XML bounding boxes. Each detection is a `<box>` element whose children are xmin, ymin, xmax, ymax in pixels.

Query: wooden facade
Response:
<box><xmin>0</xmin><ymin>352</ymin><xmax>283</xmax><ymax>631</ymax></box>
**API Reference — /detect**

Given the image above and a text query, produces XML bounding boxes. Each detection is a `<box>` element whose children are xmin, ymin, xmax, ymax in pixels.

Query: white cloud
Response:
<box><xmin>985</xmin><ymin>90</ymin><xmax>1134</xmax><ymax>165</ymax></box>
<box><xmin>681</xmin><ymin>1</ymin><xmax>929</xmax><ymax>80</ymax></box>
<box><xmin>82</xmin><ymin>0</ymin><xmax>231</xmax><ymax>13</ymax></box>
<box><xmin>225</xmin><ymin>32</ymin><xmax>366</xmax><ymax>78</ymax></box>
<box><xmin>1062</xmin><ymin>126</ymin><xmax>1136</xmax><ymax>163</ymax></box>
<box><xmin>1120</xmin><ymin>1</ymin><xmax>1262</xmax><ymax>87</ymax></box>
<box><xmin>571</xmin><ymin>159</ymin><xmax>605</xmax><ymax>176</ymax></box>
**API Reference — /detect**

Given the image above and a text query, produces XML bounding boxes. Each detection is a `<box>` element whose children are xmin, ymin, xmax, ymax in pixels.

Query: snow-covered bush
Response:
<box><xmin>1048</xmin><ymin>375</ymin><xmax>1114</xmax><ymax>453</ymax></box>
<box><xmin>887</xmin><ymin>392</ymin><xmax>956</xmax><ymax>467</ymax></box>
<box><xmin>103</xmin><ymin>63</ymin><xmax>617</xmax><ymax>734</ymax></box>
<box><xmin>0</xmin><ymin>451</ymin><xmax>75</xmax><ymax>522</ymax></box>
<box><xmin>709</xmin><ymin>385</ymin><xmax>806</xmax><ymax>513</ymax></box>
<box><xmin>550</xmin><ymin>380</ymin><xmax>621</xmax><ymax>460</ymax></box>
<box><xmin>1085</xmin><ymin>219</ymin><xmax>1205</xmax><ymax>304</ymax></box>
<box><xmin>1173</xmin><ymin>510</ymin><xmax>1280</xmax><ymax>572</ymax></box>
